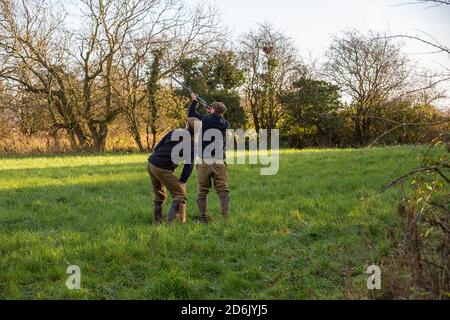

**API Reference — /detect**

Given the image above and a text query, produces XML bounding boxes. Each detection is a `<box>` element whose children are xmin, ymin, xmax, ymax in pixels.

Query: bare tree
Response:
<box><xmin>403</xmin><ymin>70</ymin><xmax>448</xmax><ymax>106</ymax></box>
<box><xmin>145</xmin><ymin>2</ymin><xmax>223</xmax><ymax>149</ymax></box>
<box><xmin>1</xmin><ymin>0</ymin><xmax>223</xmax><ymax>152</ymax></box>
<box><xmin>324</xmin><ymin>30</ymin><xmax>410</xmax><ymax>145</ymax></box>
<box><xmin>118</xmin><ymin>0</ymin><xmax>223</xmax><ymax>151</ymax></box>
<box><xmin>114</xmin><ymin>38</ymin><xmax>151</xmax><ymax>152</ymax></box>
<box><xmin>240</xmin><ymin>23</ymin><xmax>301</xmax><ymax>132</ymax></box>
<box><xmin>0</xmin><ymin>0</ymin><xmax>87</xmax><ymax>149</ymax></box>
<box><xmin>95</xmin><ymin>0</ymin><xmax>183</xmax><ymax>152</ymax></box>
<box><xmin>74</xmin><ymin>0</ymin><xmax>163</xmax><ymax>151</ymax></box>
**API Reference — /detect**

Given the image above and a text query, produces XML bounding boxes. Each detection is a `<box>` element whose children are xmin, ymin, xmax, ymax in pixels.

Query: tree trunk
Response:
<box><xmin>362</xmin><ymin>116</ymin><xmax>371</xmax><ymax>146</ymax></box>
<box><xmin>67</xmin><ymin>129</ymin><xmax>78</xmax><ymax>151</ymax></box>
<box><xmin>72</xmin><ymin>124</ymin><xmax>89</xmax><ymax>150</ymax></box>
<box><xmin>132</xmin><ymin>127</ymin><xmax>145</xmax><ymax>152</ymax></box>
<box><xmin>353</xmin><ymin>117</ymin><xmax>364</xmax><ymax>146</ymax></box>
<box><xmin>146</xmin><ymin>124</ymin><xmax>151</xmax><ymax>151</ymax></box>
<box><xmin>128</xmin><ymin>112</ymin><xmax>146</xmax><ymax>152</ymax></box>
<box><xmin>151</xmin><ymin>128</ymin><xmax>157</xmax><ymax>151</ymax></box>
<box><xmin>88</xmin><ymin>122</ymin><xmax>108</xmax><ymax>152</ymax></box>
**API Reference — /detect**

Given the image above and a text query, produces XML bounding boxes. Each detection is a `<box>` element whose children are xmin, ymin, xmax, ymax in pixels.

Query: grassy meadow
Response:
<box><xmin>0</xmin><ymin>146</ymin><xmax>425</xmax><ymax>299</ymax></box>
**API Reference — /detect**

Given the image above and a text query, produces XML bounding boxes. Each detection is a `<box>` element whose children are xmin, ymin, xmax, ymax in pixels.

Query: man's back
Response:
<box><xmin>148</xmin><ymin>129</ymin><xmax>195</xmax><ymax>183</ymax></box>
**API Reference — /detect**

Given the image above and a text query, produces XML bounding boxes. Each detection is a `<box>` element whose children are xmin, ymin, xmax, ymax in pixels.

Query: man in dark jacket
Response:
<box><xmin>188</xmin><ymin>93</ymin><xmax>230</xmax><ymax>223</ymax></box>
<box><xmin>147</xmin><ymin>118</ymin><xmax>198</xmax><ymax>224</ymax></box>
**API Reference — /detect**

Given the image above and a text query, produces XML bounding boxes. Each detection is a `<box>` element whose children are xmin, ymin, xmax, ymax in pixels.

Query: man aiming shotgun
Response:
<box><xmin>188</xmin><ymin>91</ymin><xmax>230</xmax><ymax>223</ymax></box>
<box><xmin>170</xmin><ymin>76</ymin><xmax>230</xmax><ymax>223</ymax></box>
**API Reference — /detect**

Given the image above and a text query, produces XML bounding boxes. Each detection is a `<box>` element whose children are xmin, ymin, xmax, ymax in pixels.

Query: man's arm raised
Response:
<box><xmin>188</xmin><ymin>92</ymin><xmax>203</xmax><ymax>120</ymax></box>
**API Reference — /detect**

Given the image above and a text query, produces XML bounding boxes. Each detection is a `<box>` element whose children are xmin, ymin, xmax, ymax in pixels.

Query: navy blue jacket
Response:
<box><xmin>148</xmin><ymin>130</ymin><xmax>194</xmax><ymax>183</ymax></box>
<box><xmin>188</xmin><ymin>101</ymin><xmax>229</xmax><ymax>160</ymax></box>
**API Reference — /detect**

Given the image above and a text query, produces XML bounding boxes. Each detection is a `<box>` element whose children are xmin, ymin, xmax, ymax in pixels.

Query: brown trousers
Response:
<box><xmin>147</xmin><ymin>162</ymin><xmax>187</xmax><ymax>204</ymax></box>
<box><xmin>196</xmin><ymin>163</ymin><xmax>229</xmax><ymax>200</ymax></box>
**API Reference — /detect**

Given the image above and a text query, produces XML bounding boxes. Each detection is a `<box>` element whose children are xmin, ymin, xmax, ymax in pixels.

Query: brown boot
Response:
<box><xmin>177</xmin><ymin>202</ymin><xmax>186</xmax><ymax>224</ymax></box>
<box><xmin>154</xmin><ymin>201</ymin><xmax>163</xmax><ymax>224</ymax></box>
<box><xmin>196</xmin><ymin>198</ymin><xmax>210</xmax><ymax>223</ymax></box>
<box><xmin>219</xmin><ymin>194</ymin><xmax>229</xmax><ymax>217</ymax></box>
<box><xmin>167</xmin><ymin>201</ymin><xmax>179</xmax><ymax>224</ymax></box>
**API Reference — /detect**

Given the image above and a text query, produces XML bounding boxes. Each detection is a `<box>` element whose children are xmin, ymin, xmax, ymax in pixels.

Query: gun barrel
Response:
<box><xmin>170</xmin><ymin>76</ymin><xmax>191</xmax><ymax>92</ymax></box>
<box><xmin>170</xmin><ymin>76</ymin><xmax>209</xmax><ymax>107</ymax></box>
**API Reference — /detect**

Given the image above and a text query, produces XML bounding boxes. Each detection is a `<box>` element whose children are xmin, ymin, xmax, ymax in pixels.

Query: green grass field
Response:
<box><xmin>0</xmin><ymin>146</ymin><xmax>424</xmax><ymax>299</ymax></box>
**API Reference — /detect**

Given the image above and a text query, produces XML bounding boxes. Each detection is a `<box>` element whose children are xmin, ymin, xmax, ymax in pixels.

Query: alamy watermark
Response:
<box><xmin>170</xmin><ymin>122</ymin><xmax>280</xmax><ymax>176</ymax></box>
<box><xmin>366</xmin><ymin>264</ymin><xmax>381</xmax><ymax>290</ymax></box>
<box><xmin>66</xmin><ymin>265</ymin><xmax>81</xmax><ymax>290</ymax></box>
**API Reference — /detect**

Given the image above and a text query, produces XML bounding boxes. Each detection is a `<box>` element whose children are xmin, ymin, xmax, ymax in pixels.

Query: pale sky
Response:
<box><xmin>65</xmin><ymin>0</ymin><xmax>450</xmax><ymax>106</ymax></box>
<box><xmin>188</xmin><ymin>0</ymin><xmax>450</xmax><ymax>106</ymax></box>
<box><xmin>194</xmin><ymin>0</ymin><xmax>449</xmax><ymax>68</ymax></box>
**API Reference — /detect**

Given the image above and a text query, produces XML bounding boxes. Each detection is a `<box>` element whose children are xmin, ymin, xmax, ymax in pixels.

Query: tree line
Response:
<box><xmin>0</xmin><ymin>0</ymin><xmax>448</xmax><ymax>153</ymax></box>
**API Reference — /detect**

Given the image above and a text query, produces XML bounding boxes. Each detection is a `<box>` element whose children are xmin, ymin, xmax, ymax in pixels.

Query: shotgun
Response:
<box><xmin>170</xmin><ymin>76</ymin><xmax>209</xmax><ymax>108</ymax></box>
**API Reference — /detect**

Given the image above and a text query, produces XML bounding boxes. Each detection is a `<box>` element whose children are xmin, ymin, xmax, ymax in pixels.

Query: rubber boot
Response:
<box><xmin>196</xmin><ymin>198</ymin><xmax>210</xmax><ymax>223</ymax></box>
<box><xmin>219</xmin><ymin>194</ymin><xmax>229</xmax><ymax>218</ymax></box>
<box><xmin>177</xmin><ymin>202</ymin><xmax>187</xmax><ymax>224</ymax></box>
<box><xmin>154</xmin><ymin>201</ymin><xmax>163</xmax><ymax>224</ymax></box>
<box><xmin>167</xmin><ymin>201</ymin><xmax>179</xmax><ymax>224</ymax></box>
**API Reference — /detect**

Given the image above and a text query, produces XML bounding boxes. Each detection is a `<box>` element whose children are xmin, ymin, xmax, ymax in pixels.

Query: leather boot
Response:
<box><xmin>154</xmin><ymin>201</ymin><xmax>163</xmax><ymax>224</ymax></box>
<box><xmin>196</xmin><ymin>198</ymin><xmax>210</xmax><ymax>223</ymax></box>
<box><xmin>167</xmin><ymin>201</ymin><xmax>179</xmax><ymax>224</ymax></box>
<box><xmin>219</xmin><ymin>194</ymin><xmax>229</xmax><ymax>218</ymax></box>
<box><xmin>177</xmin><ymin>202</ymin><xmax>187</xmax><ymax>224</ymax></box>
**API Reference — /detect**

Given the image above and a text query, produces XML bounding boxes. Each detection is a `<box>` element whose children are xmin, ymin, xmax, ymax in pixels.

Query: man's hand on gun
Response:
<box><xmin>191</xmin><ymin>92</ymin><xmax>198</xmax><ymax>102</ymax></box>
